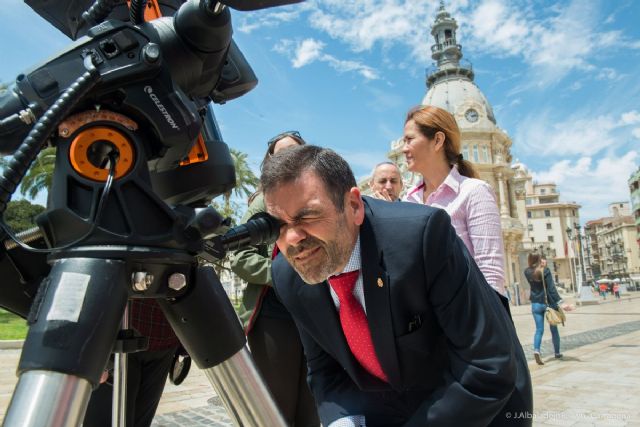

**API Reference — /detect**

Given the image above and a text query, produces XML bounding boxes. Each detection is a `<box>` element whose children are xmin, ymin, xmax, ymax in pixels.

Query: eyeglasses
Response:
<box><xmin>267</xmin><ymin>130</ymin><xmax>302</xmax><ymax>146</ymax></box>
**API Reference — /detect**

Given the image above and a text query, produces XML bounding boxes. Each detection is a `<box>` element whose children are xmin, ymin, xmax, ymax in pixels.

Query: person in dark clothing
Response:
<box><xmin>263</xmin><ymin>145</ymin><xmax>533</xmax><ymax>427</ymax></box>
<box><xmin>83</xmin><ymin>299</ymin><xmax>180</xmax><ymax>427</ymax></box>
<box><xmin>231</xmin><ymin>130</ymin><xmax>319</xmax><ymax>427</ymax></box>
<box><xmin>524</xmin><ymin>253</ymin><xmax>570</xmax><ymax>365</ymax></box>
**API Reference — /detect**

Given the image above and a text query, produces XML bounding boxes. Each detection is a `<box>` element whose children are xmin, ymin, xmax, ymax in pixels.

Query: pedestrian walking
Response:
<box><xmin>599</xmin><ymin>282</ymin><xmax>608</xmax><ymax>300</ymax></box>
<box><xmin>524</xmin><ymin>254</ymin><xmax>572</xmax><ymax>365</ymax></box>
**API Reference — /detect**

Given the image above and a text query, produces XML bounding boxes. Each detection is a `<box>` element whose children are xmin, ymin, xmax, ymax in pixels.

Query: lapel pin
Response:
<box><xmin>377</xmin><ymin>278</ymin><xmax>384</xmax><ymax>288</ymax></box>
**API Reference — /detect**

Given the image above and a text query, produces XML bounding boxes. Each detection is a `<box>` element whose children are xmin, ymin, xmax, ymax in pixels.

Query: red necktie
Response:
<box><xmin>271</xmin><ymin>244</ymin><xmax>280</xmax><ymax>260</ymax></box>
<box><xmin>328</xmin><ymin>270</ymin><xmax>388</xmax><ymax>382</ymax></box>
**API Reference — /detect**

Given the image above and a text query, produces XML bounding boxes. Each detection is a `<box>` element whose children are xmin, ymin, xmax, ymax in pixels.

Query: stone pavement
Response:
<box><xmin>1</xmin><ymin>294</ymin><xmax>639</xmax><ymax>426</ymax></box>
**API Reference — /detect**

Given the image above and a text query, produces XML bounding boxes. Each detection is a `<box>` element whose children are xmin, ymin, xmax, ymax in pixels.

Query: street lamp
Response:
<box><xmin>572</xmin><ymin>222</ymin><xmax>597</xmax><ymax>304</ymax></box>
<box><xmin>566</xmin><ymin>226</ymin><xmax>577</xmax><ymax>293</ymax></box>
<box><xmin>574</xmin><ymin>223</ymin><xmax>588</xmax><ymax>284</ymax></box>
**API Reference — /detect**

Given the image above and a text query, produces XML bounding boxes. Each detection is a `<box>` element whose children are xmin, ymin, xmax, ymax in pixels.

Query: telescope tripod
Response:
<box><xmin>1</xmin><ymin>104</ymin><xmax>286</xmax><ymax>426</ymax></box>
<box><xmin>3</xmin><ymin>248</ymin><xmax>285</xmax><ymax>427</ymax></box>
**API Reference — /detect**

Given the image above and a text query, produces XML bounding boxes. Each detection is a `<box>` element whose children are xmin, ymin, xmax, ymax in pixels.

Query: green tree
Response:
<box><xmin>4</xmin><ymin>199</ymin><xmax>45</xmax><ymax>232</ymax></box>
<box><xmin>19</xmin><ymin>147</ymin><xmax>56</xmax><ymax>199</ymax></box>
<box><xmin>222</xmin><ymin>148</ymin><xmax>259</xmax><ymax>213</ymax></box>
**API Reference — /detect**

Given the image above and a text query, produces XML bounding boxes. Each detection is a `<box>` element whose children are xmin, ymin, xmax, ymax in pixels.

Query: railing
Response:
<box><xmin>425</xmin><ymin>59</ymin><xmax>473</xmax><ymax>81</ymax></box>
<box><xmin>430</xmin><ymin>39</ymin><xmax>460</xmax><ymax>52</ymax></box>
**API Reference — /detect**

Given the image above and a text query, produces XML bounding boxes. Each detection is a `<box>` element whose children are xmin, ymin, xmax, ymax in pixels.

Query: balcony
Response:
<box><xmin>431</xmin><ymin>39</ymin><xmax>461</xmax><ymax>53</ymax></box>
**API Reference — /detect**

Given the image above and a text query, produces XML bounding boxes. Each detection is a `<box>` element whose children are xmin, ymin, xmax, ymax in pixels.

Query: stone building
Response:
<box><xmin>511</xmin><ymin>164</ymin><xmax>581</xmax><ymax>290</ymax></box>
<box><xmin>629</xmin><ymin>167</ymin><xmax>640</xmax><ymax>247</ymax></box>
<box><xmin>585</xmin><ymin>202</ymin><xmax>640</xmax><ymax>288</ymax></box>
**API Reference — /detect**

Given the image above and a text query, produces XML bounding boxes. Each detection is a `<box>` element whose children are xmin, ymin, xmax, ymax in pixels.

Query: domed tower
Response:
<box><xmin>388</xmin><ymin>1</ymin><xmax>525</xmax><ymax>293</ymax></box>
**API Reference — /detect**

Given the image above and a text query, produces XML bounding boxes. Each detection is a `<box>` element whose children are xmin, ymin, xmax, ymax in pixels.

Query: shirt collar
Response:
<box><xmin>334</xmin><ymin>235</ymin><xmax>361</xmax><ymax>276</ymax></box>
<box><xmin>405</xmin><ymin>166</ymin><xmax>462</xmax><ymax>201</ymax></box>
<box><xmin>442</xmin><ymin>165</ymin><xmax>462</xmax><ymax>194</ymax></box>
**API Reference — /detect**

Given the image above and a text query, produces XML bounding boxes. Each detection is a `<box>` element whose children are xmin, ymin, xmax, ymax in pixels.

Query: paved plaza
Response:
<box><xmin>1</xmin><ymin>294</ymin><xmax>639</xmax><ymax>426</ymax></box>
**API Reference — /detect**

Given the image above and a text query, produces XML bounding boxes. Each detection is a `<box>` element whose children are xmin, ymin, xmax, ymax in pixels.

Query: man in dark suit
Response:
<box><xmin>261</xmin><ymin>145</ymin><xmax>533</xmax><ymax>427</ymax></box>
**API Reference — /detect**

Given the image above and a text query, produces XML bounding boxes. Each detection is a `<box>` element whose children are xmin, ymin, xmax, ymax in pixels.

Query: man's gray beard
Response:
<box><xmin>287</xmin><ymin>232</ymin><xmax>353</xmax><ymax>285</ymax></box>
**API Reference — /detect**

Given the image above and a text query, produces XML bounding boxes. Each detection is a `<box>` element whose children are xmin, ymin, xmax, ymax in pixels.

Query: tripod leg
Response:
<box><xmin>112</xmin><ymin>302</ymin><xmax>130</xmax><ymax>427</ymax></box>
<box><xmin>4</xmin><ymin>257</ymin><xmax>129</xmax><ymax>427</ymax></box>
<box><xmin>159</xmin><ymin>265</ymin><xmax>286</xmax><ymax>427</ymax></box>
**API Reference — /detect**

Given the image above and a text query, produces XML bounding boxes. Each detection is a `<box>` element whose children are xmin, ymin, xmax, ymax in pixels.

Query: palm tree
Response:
<box><xmin>222</xmin><ymin>148</ymin><xmax>259</xmax><ymax>213</ymax></box>
<box><xmin>19</xmin><ymin>147</ymin><xmax>56</xmax><ymax>199</ymax></box>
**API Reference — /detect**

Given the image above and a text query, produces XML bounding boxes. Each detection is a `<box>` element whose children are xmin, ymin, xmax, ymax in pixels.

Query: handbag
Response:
<box><xmin>541</xmin><ymin>270</ymin><xmax>565</xmax><ymax>326</ymax></box>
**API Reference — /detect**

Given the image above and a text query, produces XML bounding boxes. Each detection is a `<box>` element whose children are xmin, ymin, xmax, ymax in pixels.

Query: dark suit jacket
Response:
<box><xmin>272</xmin><ymin>197</ymin><xmax>533</xmax><ymax>427</ymax></box>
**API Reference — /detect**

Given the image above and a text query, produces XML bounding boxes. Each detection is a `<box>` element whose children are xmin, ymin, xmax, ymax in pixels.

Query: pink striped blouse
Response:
<box><xmin>403</xmin><ymin>166</ymin><xmax>506</xmax><ymax>295</ymax></box>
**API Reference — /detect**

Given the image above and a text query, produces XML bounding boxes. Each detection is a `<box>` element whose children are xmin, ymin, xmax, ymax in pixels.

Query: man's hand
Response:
<box><xmin>371</xmin><ymin>189</ymin><xmax>394</xmax><ymax>201</ymax></box>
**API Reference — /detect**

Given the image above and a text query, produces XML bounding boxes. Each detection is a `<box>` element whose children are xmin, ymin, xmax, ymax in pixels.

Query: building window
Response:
<box><xmin>473</xmin><ymin>145</ymin><xmax>479</xmax><ymax>162</ymax></box>
<box><xmin>528</xmin><ymin>224</ymin><xmax>533</xmax><ymax>231</ymax></box>
<box><xmin>546</xmin><ymin>223</ymin><xmax>552</xmax><ymax>230</ymax></box>
<box><xmin>481</xmin><ymin>145</ymin><xmax>489</xmax><ymax>163</ymax></box>
<box><xmin>540</xmin><ymin>188</ymin><xmax>546</xmax><ymax>195</ymax></box>
<box><xmin>548</xmin><ymin>236</ymin><xmax>554</xmax><ymax>242</ymax></box>
<box><xmin>544</xmin><ymin>209</ymin><xmax>551</xmax><ymax>217</ymax></box>
<box><xmin>527</xmin><ymin>211</ymin><xmax>532</xmax><ymax>218</ymax></box>
<box><xmin>462</xmin><ymin>145</ymin><xmax>469</xmax><ymax>161</ymax></box>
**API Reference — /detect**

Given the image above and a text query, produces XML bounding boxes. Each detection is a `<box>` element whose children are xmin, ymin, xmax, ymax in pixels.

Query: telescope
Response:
<box><xmin>0</xmin><ymin>0</ymin><xmax>298</xmax><ymax>426</ymax></box>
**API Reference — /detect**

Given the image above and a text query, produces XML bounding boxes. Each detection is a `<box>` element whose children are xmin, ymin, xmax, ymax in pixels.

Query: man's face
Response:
<box><xmin>369</xmin><ymin>163</ymin><xmax>403</xmax><ymax>201</ymax></box>
<box><xmin>265</xmin><ymin>170</ymin><xmax>364</xmax><ymax>284</ymax></box>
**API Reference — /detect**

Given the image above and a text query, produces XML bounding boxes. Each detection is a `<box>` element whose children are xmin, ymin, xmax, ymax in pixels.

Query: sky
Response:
<box><xmin>1</xmin><ymin>0</ymin><xmax>639</xmax><ymax>223</ymax></box>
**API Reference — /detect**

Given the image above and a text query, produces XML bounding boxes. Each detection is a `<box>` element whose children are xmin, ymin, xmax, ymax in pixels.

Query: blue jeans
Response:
<box><xmin>532</xmin><ymin>302</ymin><xmax>560</xmax><ymax>354</ymax></box>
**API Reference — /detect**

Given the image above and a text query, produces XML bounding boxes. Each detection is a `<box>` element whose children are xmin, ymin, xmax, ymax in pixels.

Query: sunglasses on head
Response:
<box><xmin>267</xmin><ymin>130</ymin><xmax>302</xmax><ymax>146</ymax></box>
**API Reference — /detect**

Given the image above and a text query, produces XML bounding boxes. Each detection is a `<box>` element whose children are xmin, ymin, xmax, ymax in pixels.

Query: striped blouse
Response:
<box><xmin>403</xmin><ymin>166</ymin><xmax>506</xmax><ymax>295</ymax></box>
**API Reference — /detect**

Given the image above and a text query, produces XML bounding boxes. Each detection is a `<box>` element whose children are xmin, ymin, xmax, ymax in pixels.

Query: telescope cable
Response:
<box><xmin>0</xmin><ymin>152</ymin><xmax>117</xmax><ymax>253</ymax></box>
<box><xmin>130</xmin><ymin>0</ymin><xmax>149</xmax><ymax>24</ymax></box>
<box><xmin>0</xmin><ymin>55</ymin><xmax>101</xmax><ymax>215</ymax></box>
<box><xmin>82</xmin><ymin>0</ymin><xmax>123</xmax><ymax>26</ymax></box>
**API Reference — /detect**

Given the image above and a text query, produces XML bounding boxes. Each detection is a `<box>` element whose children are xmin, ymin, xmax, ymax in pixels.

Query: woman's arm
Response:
<box><xmin>230</xmin><ymin>194</ymin><xmax>273</xmax><ymax>285</ymax></box>
<box><xmin>465</xmin><ymin>183</ymin><xmax>506</xmax><ymax>295</ymax></box>
<box><xmin>544</xmin><ymin>267</ymin><xmax>563</xmax><ymax>306</ymax></box>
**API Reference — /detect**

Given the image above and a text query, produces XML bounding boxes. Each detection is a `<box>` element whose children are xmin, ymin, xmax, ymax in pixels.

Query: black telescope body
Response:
<box><xmin>0</xmin><ymin>0</ymin><xmax>299</xmax><ymax>316</ymax></box>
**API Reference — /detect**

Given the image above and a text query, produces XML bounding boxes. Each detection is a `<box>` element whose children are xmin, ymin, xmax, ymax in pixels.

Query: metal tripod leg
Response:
<box><xmin>159</xmin><ymin>265</ymin><xmax>286</xmax><ymax>427</ymax></box>
<box><xmin>112</xmin><ymin>302</ymin><xmax>130</xmax><ymax>427</ymax></box>
<box><xmin>3</xmin><ymin>258</ymin><xmax>129</xmax><ymax>427</ymax></box>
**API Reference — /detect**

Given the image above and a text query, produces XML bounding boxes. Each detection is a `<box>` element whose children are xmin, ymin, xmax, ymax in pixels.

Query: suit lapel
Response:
<box><xmin>295</xmin><ymin>277</ymin><xmax>356</xmax><ymax>363</ymax></box>
<box><xmin>360</xmin><ymin>208</ymin><xmax>403</xmax><ymax>390</ymax></box>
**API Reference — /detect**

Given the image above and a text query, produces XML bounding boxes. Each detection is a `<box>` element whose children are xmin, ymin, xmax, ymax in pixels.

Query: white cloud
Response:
<box><xmin>236</xmin><ymin>3</ymin><xmax>312</xmax><ymax>34</ymax></box>
<box><xmin>516</xmin><ymin>110</ymin><xmax>640</xmax><ymax>156</ymax></box>
<box><xmin>596</xmin><ymin>67</ymin><xmax>621</xmax><ymax>81</ymax></box>
<box><xmin>620</xmin><ymin>110</ymin><xmax>640</xmax><ymax>125</ymax></box>
<box><xmin>274</xmin><ymin>38</ymin><xmax>379</xmax><ymax>80</ymax></box>
<box><xmin>570</xmin><ymin>81</ymin><xmax>582</xmax><ymax>91</ymax></box>
<box><xmin>632</xmin><ymin>128</ymin><xmax>640</xmax><ymax>139</ymax></box>
<box><xmin>306</xmin><ymin>0</ymin><xmax>436</xmax><ymax>62</ymax></box>
<box><xmin>531</xmin><ymin>151</ymin><xmax>638</xmax><ymax>221</ymax></box>
<box><xmin>292</xmin><ymin>38</ymin><xmax>325</xmax><ymax>68</ymax></box>
<box><xmin>464</xmin><ymin>0</ymin><xmax>628</xmax><ymax>84</ymax></box>
<box><xmin>467</xmin><ymin>0</ymin><xmax>531</xmax><ymax>57</ymax></box>
<box><xmin>245</xmin><ymin>1</ymin><xmax>636</xmax><ymax>90</ymax></box>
